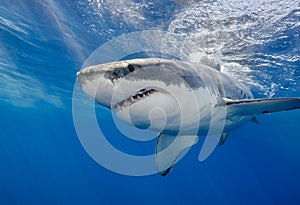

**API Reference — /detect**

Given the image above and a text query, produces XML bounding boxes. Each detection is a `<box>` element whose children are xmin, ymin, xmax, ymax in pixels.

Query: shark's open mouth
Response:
<box><xmin>113</xmin><ymin>88</ymin><xmax>157</xmax><ymax>111</ymax></box>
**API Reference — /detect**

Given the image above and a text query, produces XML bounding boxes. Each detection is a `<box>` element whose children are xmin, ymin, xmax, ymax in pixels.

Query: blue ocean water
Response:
<box><xmin>1</xmin><ymin>0</ymin><xmax>300</xmax><ymax>204</ymax></box>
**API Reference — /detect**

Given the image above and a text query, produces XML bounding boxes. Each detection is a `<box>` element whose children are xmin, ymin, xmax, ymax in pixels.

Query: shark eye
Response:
<box><xmin>127</xmin><ymin>64</ymin><xmax>135</xmax><ymax>72</ymax></box>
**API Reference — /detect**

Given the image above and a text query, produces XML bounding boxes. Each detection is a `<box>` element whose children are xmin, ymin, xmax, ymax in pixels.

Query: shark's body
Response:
<box><xmin>77</xmin><ymin>58</ymin><xmax>300</xmax><ymax>176</ymax></box>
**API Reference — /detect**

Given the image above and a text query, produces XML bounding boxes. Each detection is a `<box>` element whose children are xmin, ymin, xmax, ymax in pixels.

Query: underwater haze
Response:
<box><xmin>1</xmin><ymin>0</ymin><xmax>300</xmax><ymax>204</ymax></box>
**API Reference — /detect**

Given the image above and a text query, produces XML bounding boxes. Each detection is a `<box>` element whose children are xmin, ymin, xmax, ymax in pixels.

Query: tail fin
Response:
<box><xmin>225</xmin><ymin>98</ymin><xmax>300</xmax><ymax>116</ymax></box>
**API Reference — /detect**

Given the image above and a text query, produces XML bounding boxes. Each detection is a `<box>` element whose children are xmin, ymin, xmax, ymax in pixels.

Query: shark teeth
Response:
<box><xmin>113</xmin><ymin>89</ymin><xmax>157</xmax><ymax>111</ymax></box>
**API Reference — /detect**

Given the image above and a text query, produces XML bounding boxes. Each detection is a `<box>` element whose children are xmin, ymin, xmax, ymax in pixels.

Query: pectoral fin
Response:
<box><xmin>250</xmin><ymin>116</ymin><xmax>260</xmax><ymax>125</ymax></box>
<box><xmin>156</xmin><ymin>133</ymin><xmax>198</xmax><ymax>176</ymax></box>
<box><xmin>218</xmin><ymin>133</ymin><xmax>229</xmax><ymax>146</ymax></box>
<box><xmin>225</xmin><ymin>98</ymin><xmax>300</xmax><ymax>116</ymax></box>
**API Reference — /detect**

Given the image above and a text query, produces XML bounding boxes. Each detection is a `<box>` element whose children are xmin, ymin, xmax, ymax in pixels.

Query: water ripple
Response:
<box><xmin>167</xmin><ymin>0</ymin><xmax>300</xmax><ymax>97</ymax></box>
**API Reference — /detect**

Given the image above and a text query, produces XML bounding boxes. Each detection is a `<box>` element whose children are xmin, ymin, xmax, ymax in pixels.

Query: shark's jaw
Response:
<box><xmin>113</xmin><ymin>88</ymin><xmax>158</xmax><ymax>111</ymax></box>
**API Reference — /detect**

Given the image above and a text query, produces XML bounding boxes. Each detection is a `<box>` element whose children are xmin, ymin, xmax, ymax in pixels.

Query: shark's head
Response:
<box><xmin>77</xmin><ymin>58</ymin><xmax>210</xmax><ymax>132</ymax></box>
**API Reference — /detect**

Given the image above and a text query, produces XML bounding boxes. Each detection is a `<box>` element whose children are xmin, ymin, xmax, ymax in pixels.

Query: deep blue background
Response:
<box><xmin>0</xmin><ymin>0</ymin><xmax>299</xmax><ymax>204</ymax></box>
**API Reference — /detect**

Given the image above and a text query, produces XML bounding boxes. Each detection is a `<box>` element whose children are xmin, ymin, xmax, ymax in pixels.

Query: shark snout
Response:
<box><xmin>76</xmin><ymin>70</ymin><xmax>87</xmax><ymax>89</ymax></box>
<box><xmin>76</xmin><ymin>67</ymin><xmax>115</xmax><ymax>108</ymax></box>
<box><xmin>76</xmin><ymin>71</ymin><xmax>83</xmax><ymax>85</ymax></box>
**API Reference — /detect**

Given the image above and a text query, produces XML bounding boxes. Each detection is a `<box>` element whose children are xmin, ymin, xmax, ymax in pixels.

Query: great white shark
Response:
<box><xmin>77</xmin><ymin>58</ymin><xmax>300</xmax><ymax>176</ymax></box>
